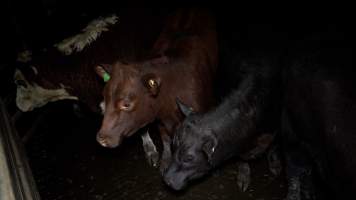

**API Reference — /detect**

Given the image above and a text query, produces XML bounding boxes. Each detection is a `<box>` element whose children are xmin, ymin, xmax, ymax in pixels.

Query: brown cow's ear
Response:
<box><xmin>95</xmin><ymin>64</ymin><xmax>112</xmax><ymax>82</ymax></box>
<box><xmin>142</xmin><ymin>73</ymin><xmax>161</xmax><ymax>96</ymax></box>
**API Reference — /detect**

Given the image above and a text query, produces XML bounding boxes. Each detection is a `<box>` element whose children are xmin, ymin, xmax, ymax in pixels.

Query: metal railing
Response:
<box><xmin>0</xmin><ymin>99</ymin><xmax>40</xmax><ymax>200</ymax></box>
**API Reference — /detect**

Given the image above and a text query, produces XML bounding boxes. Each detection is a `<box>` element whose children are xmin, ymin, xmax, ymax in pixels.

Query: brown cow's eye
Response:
<box><xmin>118</xmin><ymin>100</ymin><xmax>133</xmax><ymax>111</ymax></box>
<box><xmin>122</xmin><ymin>103</ymin><xmax>130</xmax><ymax>110</ymax></box>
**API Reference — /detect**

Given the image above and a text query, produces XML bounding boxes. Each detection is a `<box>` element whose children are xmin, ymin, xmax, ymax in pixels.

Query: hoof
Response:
<box><xmin>285</xmin><ymin>177</ymin><xmax>301</xmax><ymax>200</ymax></box>
<box><xmin>267</xmin><ymin>147</ymin><xmax>282</xmax><ymax>176</ymax></box>
<box><xmin>159</xmin><ymin>159</ymin><xmax>170</xmax><ymax>175</ymax></box>
<box><xmin>144</xmin><ymin>149</ymin><xmax>160</xmax><ymax>168</ymax></box>
<box><xmin>236</xmin><ymin>162</ymin><xmax>251</xmax><ymax>192</ymax></box>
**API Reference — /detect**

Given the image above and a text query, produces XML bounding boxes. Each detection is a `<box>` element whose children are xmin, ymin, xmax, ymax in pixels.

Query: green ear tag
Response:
<box><xmin>103</xmin><ymin>73</ymin><xmax>111</xmax><ymax>82</ymax></box>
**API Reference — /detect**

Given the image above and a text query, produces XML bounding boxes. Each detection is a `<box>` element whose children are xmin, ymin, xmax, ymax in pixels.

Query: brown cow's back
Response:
<box><xmin>151</xmin><ymin>8</ymin><xmax>218</xmax><ymax>115</ymax></box>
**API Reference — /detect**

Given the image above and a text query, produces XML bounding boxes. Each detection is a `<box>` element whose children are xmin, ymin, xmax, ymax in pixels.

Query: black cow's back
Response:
<box><xmin>283</xmin><ymin>42</ymin><xmax>355</xmax><ymax>198</ymax></box>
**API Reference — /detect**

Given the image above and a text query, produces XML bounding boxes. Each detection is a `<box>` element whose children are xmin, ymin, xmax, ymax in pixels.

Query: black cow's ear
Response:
<box><xmin>176</xmin><ymin>98</ymin><xmax>195</xmax><ymax>117</ymax></box>
<box><xmin>142</xmin><ymin>73</ymin><xmax>161</xmax><ymax>96</ymax></box>
<box><xmin>202</xmin><ymin>134</ymin><xmax>217</xmax><ymax>163</ymax></box>
<box><xmin>95</xmin><ymin>64</ymin><xmax>112</xmax><ymax>82</ymax></box>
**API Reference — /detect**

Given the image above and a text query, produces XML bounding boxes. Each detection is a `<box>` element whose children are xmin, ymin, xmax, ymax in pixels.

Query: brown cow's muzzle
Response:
<box><xmin>96</xmin><ymin>132</ymin><xmax>122</xmax><ymax>148</ymax></box>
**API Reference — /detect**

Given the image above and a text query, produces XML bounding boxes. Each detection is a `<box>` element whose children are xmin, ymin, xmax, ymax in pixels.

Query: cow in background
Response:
<box><xmin>14</xmin><ymin>9</ymin><xmax>165</xmax><ymax>166</ymax></box>
<box><xmin>95</xmin><ymin>8</ymin><xmax>218</xmax><ymax>172</ymax></box>
<box><xmin>14</xmin><ymin>10</ymin><xmax>164</xmax><ymax>112</ymax></box>
<box><xmin>282</xmin><ymin>40</ymin><xmax>355</xmax><ymax>200</ymax></box>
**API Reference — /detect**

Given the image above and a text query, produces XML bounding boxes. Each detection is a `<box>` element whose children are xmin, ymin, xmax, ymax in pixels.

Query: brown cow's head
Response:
<box><xmin>95</xmin><ymin>60</ymin><xmax>164</xmax><ymax>148</ymax></box>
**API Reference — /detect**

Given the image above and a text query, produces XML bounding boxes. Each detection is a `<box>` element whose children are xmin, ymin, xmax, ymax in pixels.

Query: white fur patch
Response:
<box><xmin>31</xmin><ymin>66</ymin><xmax>38</xmax><ymax>75</ymax></box>
<box><xmin>14</xmin><ymin>69</ymin><xmax>78</xmax><ymax>112</ymax></box>
<box><xmin>141</xmin><ymin>130</ymin><xmax>159</xmax><ymax>167</ymax></box>
<box><xmin>99</xmin><ymin>101</ymin><xmax>105</xmax><ymax>114</ymax></box>
<box><xmin>54</xmin><ymin>14</ymin><xmax>118</xmax><ymax>55</ymax></box>
<box><xmin>16</xmin><ymin>50</ymin><xmax>32</xmax><ymax>63</ymax></box>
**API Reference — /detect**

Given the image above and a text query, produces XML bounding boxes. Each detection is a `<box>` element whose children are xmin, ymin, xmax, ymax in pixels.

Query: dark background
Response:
<box><xmin>0</xmin><ymin>1</ymin><xmax>353</xmax><ymax>200</ymax></box>
<box><xmin>0</xmin><ymin>0</ymin><xmax>353</xmax><ymax>62</ymax></box>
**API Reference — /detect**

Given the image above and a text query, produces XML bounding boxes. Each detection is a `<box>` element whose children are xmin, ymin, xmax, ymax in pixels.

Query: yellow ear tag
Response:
<box><xmin>148</xmin><ymin>79</ymin><xmax>156</xmax><ymax>87</ymax></box>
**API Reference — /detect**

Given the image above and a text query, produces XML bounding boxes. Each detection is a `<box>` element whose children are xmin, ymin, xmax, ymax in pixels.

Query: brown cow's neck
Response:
<box><xmin>149</xmin><ymin>64</ymin><xmax>186</xmax><ymax>134</ymax></box>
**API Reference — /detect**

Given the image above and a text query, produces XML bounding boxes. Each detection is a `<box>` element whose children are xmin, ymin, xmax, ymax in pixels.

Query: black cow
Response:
<box><xmin>163</xmin><ymin>54</ymin><xmax>282</xmax><ymax>190</ymax></box>
<box><xmin>282</xmin><ymin>43</ymin><xmax>355</xmax><ymax>200</ymax></box>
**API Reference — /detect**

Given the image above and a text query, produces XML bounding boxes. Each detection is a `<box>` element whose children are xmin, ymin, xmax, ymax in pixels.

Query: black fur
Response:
<box><xmin>282</xmin><ymin>42</ymin><xmax>355</xmax><ymax>199</ymax></box>
<box><xmin>164</xmin><ymin>54</ymin><xmax>282</xmax><ymax>190</ymax></box>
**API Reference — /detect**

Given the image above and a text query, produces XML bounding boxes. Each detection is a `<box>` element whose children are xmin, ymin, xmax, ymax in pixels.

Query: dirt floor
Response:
<box><xmin>17</xmin><ymin>102</ymin><xmax>286</xmax><ymax>200</ymax></box>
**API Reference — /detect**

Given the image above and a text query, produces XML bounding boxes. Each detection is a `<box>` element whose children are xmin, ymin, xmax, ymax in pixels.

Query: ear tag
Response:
<box><xmin>103</xmin><ymin>72</ymin><xmax>111</xmax><ymax>82</ymax></box>
<box><xmin>148</xmin><ymin>79</ymin><xmax>156</xmax><ymax>87</ymax></box>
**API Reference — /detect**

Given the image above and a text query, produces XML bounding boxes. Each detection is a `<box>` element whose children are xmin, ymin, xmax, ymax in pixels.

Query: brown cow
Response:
<box><xmin>95</xmin><ymin>9</ymin><xmax>218</xmax><ymax>172</ymax></box>
<box><xmin>14</xmin><ymin>11</ymin><xmax>164</xmax><ymax>166</ymax></box>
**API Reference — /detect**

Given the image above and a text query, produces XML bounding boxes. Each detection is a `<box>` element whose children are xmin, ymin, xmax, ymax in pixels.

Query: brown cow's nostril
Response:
<box><xmin>100</xmin><ymin>141</ymin><xmax>108</xmax><ymax>147</ymax></box>
<box><xmin>97</xmin><ymin>134</ymin><xmax>108</xmax><ymax>147</ymax></box>
<box><xmin>99</xmin><ymin>139</ymin><xmax>108</xmax><ymax>147</ymax></box>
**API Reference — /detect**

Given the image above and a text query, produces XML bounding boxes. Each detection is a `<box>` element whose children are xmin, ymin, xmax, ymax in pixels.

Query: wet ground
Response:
<box><xmin>16</xmin><ymin>102</ymin><xmax>287</xmax><ymax>200</ymax></box>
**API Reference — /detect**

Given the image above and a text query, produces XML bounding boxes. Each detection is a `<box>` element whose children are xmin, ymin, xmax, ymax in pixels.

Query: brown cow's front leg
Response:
<box><xmin>159</xmin><ymin>125</ymin><xmax>172</xmax><ymax>175</ymax></box>
<box><xmin>141</xmin><ymin>129</ymin><xmax>159</xmax><ymax>168</ymax></box>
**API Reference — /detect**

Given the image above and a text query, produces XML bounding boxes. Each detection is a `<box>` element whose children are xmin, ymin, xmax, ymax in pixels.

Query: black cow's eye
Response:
<box><xmin>182</xmin><ymin>155</ymin><xmax>194</xmax><ymax>163</ymax></box>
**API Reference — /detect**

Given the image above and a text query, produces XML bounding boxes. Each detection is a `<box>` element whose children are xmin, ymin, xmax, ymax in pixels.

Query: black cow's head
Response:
<box><xmin>164</xmin><ymin>97</ymin><xmax>276</xmax><ymax>191</ymax></box>
<box><xmin>163</xmin><ymin>99</ymin><xmax>218</xmax><ymax>190</ymax></box>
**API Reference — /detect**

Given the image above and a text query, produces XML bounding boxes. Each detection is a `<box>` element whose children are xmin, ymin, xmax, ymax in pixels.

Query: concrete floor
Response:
<box><xmin>20</xmin><ymin>102</ymin><xmax>286</xmax><ymax>200</ymax></box>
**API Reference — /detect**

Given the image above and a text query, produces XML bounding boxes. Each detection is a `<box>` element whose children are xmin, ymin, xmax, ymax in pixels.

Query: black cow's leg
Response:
<box><xmin>267</xmin><ymin>145</ymin><xmax>282</xmax><ymax>176</ymax></box>
<box><xmin>141</xmin><ymin>130</ymin><xmax>159</xmax><ymax>168</ymax></box>
<box><xmin>285</xmin><ymin>152</ymin><xmax>302</xmax><ymax>200</ymax></box>
<box><xmin>235</xmin><ymin>133</ymin><xmax>277</xmax><ymax>192</ymax></box>
<box><xmin>236</xmin><ymin>161</ymin><xmax>251</xmax><ymax>192</ymax></box>
<box><xmin>285</xmin><ymin>150</ymin><xmax>313</xmax><ymax>200</ymax></box>
<box><xmin>159</xmin><ymin>126</ymin><xmax>172</xmax><ymax>175</ymax></box>
<box><xmin>282</xmin><ymin>110</ymin><xmax>314</xmax><ymax>200</ymax></box>
<box><xmin>300</xmin><ymin>170</ymin><xmax>316</xmax><ymax>200</ymax></box>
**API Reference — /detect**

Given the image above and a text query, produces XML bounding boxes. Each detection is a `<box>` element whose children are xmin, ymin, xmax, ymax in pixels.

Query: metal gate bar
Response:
<box><xmin>0</xmin><ymin>99</ymin><xmax>40</xmax><ymax>200</ymax></box>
